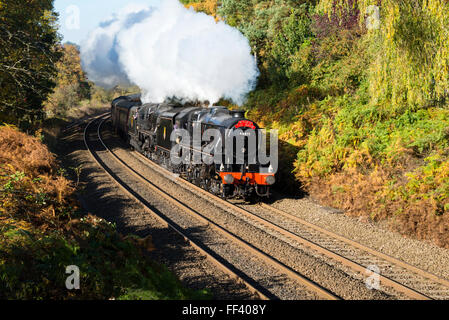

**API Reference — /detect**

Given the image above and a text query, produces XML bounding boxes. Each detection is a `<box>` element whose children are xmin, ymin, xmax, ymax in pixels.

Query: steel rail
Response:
<box><xmin>261</xmin><ymin>203</ymin><xmax>449</xmax><ymax>291</ymax></box>
<box><xmin>83</xmin><ymin>116</ymin><xmax>270</xmax><ymax>300</ymax></box>
<box><xmin>129</xmin><ymin>142</ymin><xmax>442</xmax><ymax>300</ymax></box>
<box><xmin>97</xmin><ymin>118</ymin><xmax>339</xmax><ymax>300</ymax></box>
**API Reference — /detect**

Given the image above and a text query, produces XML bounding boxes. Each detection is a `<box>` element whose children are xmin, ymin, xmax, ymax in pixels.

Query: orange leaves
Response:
<box><xmin>0</xmin><ymin>125</ymin><xmax>55</xmax><ymax>174</ymax></box>
<box><xmin>184</xmin><ymin>0</ymin><xmax>219</xmax><ymax>19</ymax></box>
<box><xmin>0</xmin><ymin>125</ymin><xmax>75</xmax><ymax>232</ymax></box>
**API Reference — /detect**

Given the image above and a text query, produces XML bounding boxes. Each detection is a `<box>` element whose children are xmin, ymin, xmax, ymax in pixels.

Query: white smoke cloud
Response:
<box><xmin>80</xmin><ymin>0</ymin><xmax>259</xmax><ymax>105</ymax></box>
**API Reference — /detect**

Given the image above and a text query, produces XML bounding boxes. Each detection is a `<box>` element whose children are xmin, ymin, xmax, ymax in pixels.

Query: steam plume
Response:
<box><xmin>81</xmin><ymin>0</ymin><xmax>259</xmax><ymax>105</ymax></box>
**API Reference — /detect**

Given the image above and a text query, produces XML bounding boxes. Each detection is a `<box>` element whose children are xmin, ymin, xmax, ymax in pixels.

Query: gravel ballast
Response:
<box><xmin>58</xmin><ymin>118</ymin><xmax>258</xmax><ymax>300</ymax></box>
<box><xmin>57</xmin><ymin>115</ymin><xmax>449</xmax><ymax>300</ymax></box>
<box><xmin>101</xmin><ymin>121</ymin><xmax>393</xmax><ymax>300</ymax></box>
<box><xmin>269</xmin><ymin>195</ymin><xmax>449</xmax><ymax>282</ymax></box>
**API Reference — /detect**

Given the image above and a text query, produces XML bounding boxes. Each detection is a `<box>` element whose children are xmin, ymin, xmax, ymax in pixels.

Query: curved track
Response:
<box><xmin>87</xmin><ymin>114</ymin><xmax>449</xmax><ymax>300</ymax></box>
<box><xmin>84</xmin><ymin>115</ymin><xmax>339</xmax><ymax>300</ymax></box>
<box><xmin>110</xmin><ymin>120</ymin><xmax>449</xmax><ymax>300</ymax></box>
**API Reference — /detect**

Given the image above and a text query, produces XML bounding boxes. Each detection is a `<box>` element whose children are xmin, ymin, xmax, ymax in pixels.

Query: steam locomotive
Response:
<box><xmin>111</xmin><ymin>94</ymin><xmax>275</xmax><ymax>200</ymax></box>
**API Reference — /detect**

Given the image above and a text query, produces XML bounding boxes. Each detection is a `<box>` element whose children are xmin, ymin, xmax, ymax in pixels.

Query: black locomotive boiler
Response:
<box><xmin>111</xmin><ymin>94</ymin><xmax>276</xmax><ymax>200</ymax></box>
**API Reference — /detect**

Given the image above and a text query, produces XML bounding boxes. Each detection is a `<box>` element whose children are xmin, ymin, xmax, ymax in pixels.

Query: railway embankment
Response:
<box><xmin>0</xmin><ymin>121</ymin><xmax>209</xmax><ymax>300</ymax></box>
<box><xmin>8</xmin><ymin>112</ymin><xmax>448</xmax><ymax>300</ymax></box>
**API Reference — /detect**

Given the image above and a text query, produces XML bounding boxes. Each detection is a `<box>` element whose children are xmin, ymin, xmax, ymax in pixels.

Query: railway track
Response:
<box><xmin>86</xmin><ymin>114</ymin><xmax>449</xmax><ymax>300</ymax></box>
<box><xmin>98</xmin><ymin>119</ymin><xmax>449</xmax><ymax>300</ymax></box>
<box><xmin>95</xmin><ymin>118</ymin><xmax>388</xmax><ymax>299</ymax></box>
<box><xmin>84</xmin><ymin>115</ymin><xmax>339</xmax><ymax>300</ymax></box>
<box><xmin>256</xmin><ymin>203</ymin><xmax>449</xmax><ymax>299</ymax></box>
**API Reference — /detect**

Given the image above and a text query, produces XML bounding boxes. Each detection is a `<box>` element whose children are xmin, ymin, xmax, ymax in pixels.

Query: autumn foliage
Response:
<box><xmin>0</xmin><ymin>125</ymin><xmax>73</xmax><ymax>230</ymax></box>
<box><xmin>0</xmin><ymin>126</ymin><xmax>208</xmax><ymax>299</ymax></box>
<box><xmin>192</xmin><ymin>0</ymin><xmax>449</xmax><ymax>247</ymax></box>
<box><xmin>44</xmin><ymin>44</ymin><xmax>91</xmax><ymax>118</ymax></box>
<box><xmin>180</xmin><ymin>0</ymin><xmax>218</xmax><ymax>18</ymax></box>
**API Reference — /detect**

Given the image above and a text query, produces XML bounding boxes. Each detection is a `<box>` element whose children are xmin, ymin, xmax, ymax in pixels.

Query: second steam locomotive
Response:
<box><xmin>111</xmin><ymin>94</ymin><xmax>276</xmax><ymax>200</ymax></box>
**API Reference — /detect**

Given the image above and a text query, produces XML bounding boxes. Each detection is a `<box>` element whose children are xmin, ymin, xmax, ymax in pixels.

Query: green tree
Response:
<box><xmin>269</xmin><ymin>6</ymin><xmax>313</xmax><ymax>85</ymax></box>
<box><xmin>0</xmin><ymin>0</ymin><xmax>61</xmax><ymax>129</ymax></box>
<box><xmin>318</xmin><ymin>0</ymin><xmax>449</xmax><ymax>111</ymax></box>
<box><xmin>218</xmin><ymin>0</ymin><xmax>315</xmax><ymax>88</ymax></box>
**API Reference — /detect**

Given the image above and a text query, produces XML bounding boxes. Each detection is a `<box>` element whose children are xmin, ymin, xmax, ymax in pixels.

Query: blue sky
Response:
<box><xmin>54</xmin><ymin>0</ymin><xmax>161</xmax><ymax>44</ymax></box>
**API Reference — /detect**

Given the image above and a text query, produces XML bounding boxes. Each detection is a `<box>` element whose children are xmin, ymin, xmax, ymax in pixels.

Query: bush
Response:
<box><xmin>0</xmin><ymin>126</ymin><xmax>210</xmax><ymax>299</ymax></box>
